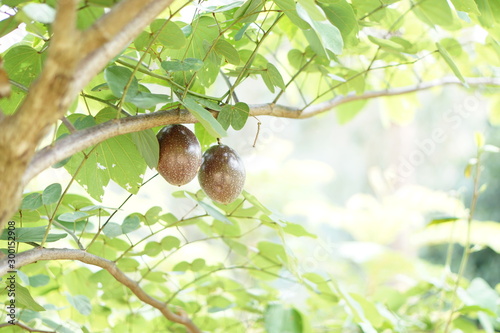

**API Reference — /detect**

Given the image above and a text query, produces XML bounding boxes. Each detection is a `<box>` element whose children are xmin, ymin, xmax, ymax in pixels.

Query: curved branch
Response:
<box><xmin>284</xmin><ymin>76</ymin><xmax>500</xmax><ymax>119</ymax></box>
<box><xmin>0</xmin><ymin>248</ymin><xmax>201</xmax><ymax>333</ymax></box>
<box><xmin>23</xmin><ymin>76</ymin><xmax>500</xmax><ymax>185</ymax></box>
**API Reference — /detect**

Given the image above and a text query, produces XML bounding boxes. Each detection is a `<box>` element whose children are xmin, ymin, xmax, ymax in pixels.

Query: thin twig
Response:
<box><xmin>22</xmin><ymin>77</ymin><xmax>500</xmax><ymax>186</ymax></box>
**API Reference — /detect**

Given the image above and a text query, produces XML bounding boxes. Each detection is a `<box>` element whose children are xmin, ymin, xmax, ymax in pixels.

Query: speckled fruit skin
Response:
<box><xmin>198</xmin><ymin>144</ymin><xmax>245</xmax><ymax>204</ymax></box>
<box><xmin>157</xmin><ymin>125</ymin><xmax>202</xmax><ymax>186</ymax></box>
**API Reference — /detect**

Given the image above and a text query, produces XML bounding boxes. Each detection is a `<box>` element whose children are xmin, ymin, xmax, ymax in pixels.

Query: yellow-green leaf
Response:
<box><xmin>214</xmin><ymin>39</ymin><xmax>240</xmax><ymax>65</ymax></box>
<box><xmin>436</xmin><ymin>42</ymin><xmax>466</xmax><ymax>84</ymax></box>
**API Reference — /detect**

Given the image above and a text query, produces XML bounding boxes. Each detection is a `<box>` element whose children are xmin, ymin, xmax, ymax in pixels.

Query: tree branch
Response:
<box><xmin>0</xmin><ymin>248</ymin><xmax>201</xmax><ymax>333</ymax></box>
<box><xmin>0</xmin><ymin>0</ymin><xmax>80</xmax><ymax>230</ymax></box>
<box><xmin>22</xmin><ymin>76</ymin><xmax>500</xmax><ymax>185</ymax></box>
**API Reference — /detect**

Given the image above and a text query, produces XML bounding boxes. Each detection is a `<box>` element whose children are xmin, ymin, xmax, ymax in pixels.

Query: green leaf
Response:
<box><xmin>205</xmin><ymin>1</ymin><xmax>245</xmax><ymax>13</ymax></box>
<box><xmin>104</xmin><ymin>66</ymin><xmax>139</xmax><ymax>99</ymax></box>
<box><xmin>273</xmin><ymin>0</ymin><xmax>310</xmax><ymax>29</ymax></box>
<box><xmin>297</xmin><ymin>0</ymin><xmax>325</xmax><ymax>20</ymax></box>
<box><xmin>122</xmin><ymin>215</ymin><xmax>140</xmax><ymax>234</ymax></box>
<box><xmin>42</xmin><ymin>183</ymin><xmax>62</xmax><ymax>206</ymax></box>
<box><xmin>161</xmin><ymin>58</ymin><xmax>204</xmax><ymax>72</ymax></box>
<box><xmin>14</xmin><ymin>283</ymin><xmax>45</xmax><ymax>311</ymax></box>
<box><xmin>223</xmin><ymin>238</ymin><xmax>248</xmax><ymax>255</ymax></box>
<box><xmin>436</xmin><ymin>42</ymin><xmax>466</xmax><ymax>84</ymax></box>
<box><xmin>116</xmin><ymin>258</ymin><xmax>140</xmax><ymax>272</ymax></box>
<box><xmin>368</xmin><ymin>35</ymin><xmax>405</xmax><ymax>52</ymax></box>
<box><xmin>87</xmin><ymin>0</ymin><xmax>119</xmax><ymax>6</ymax></box>
<box><xmin>102</xmin><ymin>222</ymin><xmax>122</xmax><ymax>238</ymax></box>
<box><xmin>336</xmin><ymin>100</ymin><xmax>367</xmax><ymax>124</ymax></box>
<box><xmin>182</xmin><ymin>96</ymin><xmax>227</xmax><ymax>138</ymax></box>
<box><xmin>143</xmin><ymin>242</ymin><xmax>162</xmax><ymax>257</ymax></box>
<box><xmin>0</xmin><ymin>227</ymin><xmax>66</xmax><ymax>243</ymax></box>
<box><xmin>235</xmin><ymin>23</ymin><xmax>251</xmax><ymax>41</ymax></box>
<box><xmin>217</xmin><ymin>105</ymin><xmax>232</xmax><ymax>130</ymax></box>
<box><xmin>167</xmin><ymin>17</ymin><xmax>220</xmax><ymax>86</ymax></box>
<box><xmin>283</xmin><ymin>222</ymin><xmax>316</xmax><ymax>238</ymax></box>
<box><xmin>1</xmin><ymin>45</ymin><xmax>42</xmax><ymax>90</ymax></box>
<box><xmin>198</xmin><ymin>201</ymin><xmax>232</xmax><ymax>224</ymax></box>
<box><xmin>450</xmin><ymin>0</ymin><xmax>480</xmax><ymax>15</ymax></box>
<box><xmin>151</xmin><ymin>19</ymin><xmax>187</xmax><ymax>49</ymax></box>
<box><xmin>193</xmin><ymin>96</ymin><xmax>222</xmax><ymax>111</ymax></box>
<box><xmin>232</xmin><ymin>102</ymin><xmax>250</xmax><ymax>130</ymax></box>
<box><xmin>161</xmin><ymin>235</ymin><xmax>181</xmax><ymax>250</ymax></box>
<box><xmin>66</xmin><ymin>294</ymin><xmax>92</xmax><ymax>316</ymax></box>
<box><xmin>144</xmin><ymin>206</ymin><xmax>162</xmax><ymax>226</ymax></box>
<box><xmin>217</xmin><ymin>102</ymin><xmax>250</xmax><ymax>131</ymax></box>
<box><xmin>458</xmin><ymin>305</ymin><xmax>496</xmax><ymax>317</ymax></box>
<box><xmin>302</xmin><ymin>272</ymin><xmax>328</xmax><ymax>284</ymax></box>
<box><xmin>261</xmin><ymin>69</ymin><xmax>276</xmax><ymax>93</ymax></box>
<box><xmin>267</xmin><ymin>63</ymin><xmax>286</xmax><ymax>90</ymax></box>
<box><xmin>243</xmin><ymin>190</ymin><xmax>272</xmax><ymax>214</ymax></box>
<box><xmin>29</xmin><ymin>274</ymin><xmax>50</xmax><ymax>287</ymax></box>
<box><xmin>476</xmin><ymin>0</ymin><xmax>500</xmax><ymax>27</ymax></box>
<box><xmin>413</xmin><ymin>0</ymin><xmax>454</xmax><ymax>27</ymax></box>
<box><xmin>214</xmin><ymin>39</ymin><xmax>240</xmax><ymax>65</ymax></box>
<box><xmin>474</xmin><ymin>131</ymin><xmax>485</xmax><ymax>148</ymax></box>
<box><xmin>264</xmin><ymin>304</ymin><xmax>304</xmax><ymax>333</ymax></box>
<box><xmin>11</xmin><ymin>210</ymin><xmax>41</xmax><ymax>223</ymax></box>
<box><xmin>258</xmin><ymin>241</ymin><xmax>288</xmax><ymax>264</ymax></box>
<box><xmin>58</xmin><ymin>109</ymin><xmax>147</xmax><ymax>200</ymax></box>
<box><xmin>160</xmin><ymin>212</ymin><xmax>178</xmax><ymax>224</ymax></box>
<box><xmin>208</xmin><ymin>295</ymin><xmax>233</xmax><ymax>312</ymax></box>
<box><xmin>427</xmin><ymin>216</ymin><xmax>460</xmax><ymax>226</ymax></box>
<box><xmin>0</xmin><ymin>16</ymin><xmax>20</xmax><ymax>39</ymax></box>
<box><xmin>57</xmin><ymin>211</ymin><xmax>89</xmax><ymax>223</ymax></box>
<box><xmin>191</xmin><ymin>258</ymin><xmax>206</xmax><ymax>272</ymax></box>
<box><xmin>173</xmin><ymin>261</ymin><xmax>190</xmax><ymax>272</ymax></box>
<box><xmin>297</xmin><ymin>4</ymin><xmax>343</xmax><ymax>55</ymax></box>
<box><xmin>77</xmin><ymin>6</ymin><xmax>105</xmax><ymax>30</ymax></box>
<box><xmin>22</xmin><ymin>3</ymin><xmax>56</xmax><ymax>24</ymax></box>
<box><xmin>21</xmin><ymin>192</ymin><xmax>43</xmax><ymax>210</ymax></box>
<box><xmin>104</xmin><ymin>66</ymin><xmax>169</xmax><ymax>108</ymax></box>
<box><xmin>131</xmin><ymin>129</ymin><xmax>159</xmax><ymax>169</ymax></box>
<box><xmin>195</xmin><ymin>122</ymin><xmax>217</xmax><ymax>151</ymax></box>
<box><xmin>318</xmin><ymin>0</ymin><xmax>358</xmax><ymax>45</ymax></box>
<box><xmin>141</xmin><ymin>271</ymin><xmax>166</xmax><ymax>282</ymax></box>
<box><xmin>349</xmin><ymin>293</ymin><xmax>385</xmax><ymax>328</ymax></box>
<box><xmin>130</xmin><ymin>90</ymin><xmax>171</xmax><ymax>109</ymax></box>
<box><xmin>234</xmin><ymin>0</ymin><xmax>265</xmax><ymax>23</ymax></box>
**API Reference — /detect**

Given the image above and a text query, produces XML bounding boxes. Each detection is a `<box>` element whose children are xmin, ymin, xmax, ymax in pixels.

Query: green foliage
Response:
<box><xmin>1</xmin><ymin>0</ymin><xmax>500</xmax><ymax>332</ymax></box>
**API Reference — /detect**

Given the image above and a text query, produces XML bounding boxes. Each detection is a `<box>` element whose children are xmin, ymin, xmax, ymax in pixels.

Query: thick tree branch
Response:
<box><xmin>22</xmin><ymin>76</ymin><xmax>500</xmax><ymax>185</ymax></box>
<box><xmin>0</xmin><ymin>0</ymin><xmax>80</xmax><ymax>230</ymax></box>
<box><xmin>0</xmin><ymin>248</ymin><xmax>201</xmax><ymax>333</ymax></box>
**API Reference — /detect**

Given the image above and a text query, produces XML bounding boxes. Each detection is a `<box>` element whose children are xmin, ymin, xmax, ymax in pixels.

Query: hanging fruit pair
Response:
<box><xmin>157</xmin><ymin>124</ymin><xmax>245</xmax><ymax>204</ymax></box>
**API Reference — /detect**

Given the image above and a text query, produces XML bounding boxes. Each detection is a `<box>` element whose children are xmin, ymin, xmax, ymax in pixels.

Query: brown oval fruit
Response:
<box><xmin>198</xmin><ymin>144</ymin><xmax>246</xmax><ymax>204</ymax></box>
<box><xmin>157</xmin><ymin>124</ymin><xmax>202</xmax><ymax>186</ymax></box>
